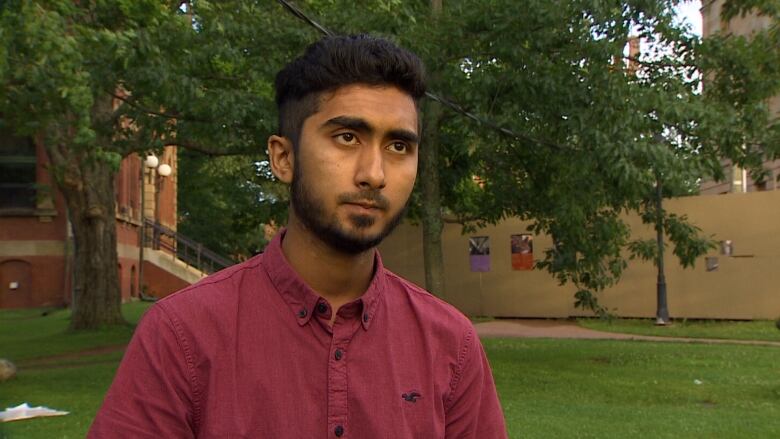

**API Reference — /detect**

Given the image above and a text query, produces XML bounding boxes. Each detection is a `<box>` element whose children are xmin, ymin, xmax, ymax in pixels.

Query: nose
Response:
<box><xmin>354</xmin><ymin>145</ymin><xmax>386</xmax><ymax>190</ymax></box>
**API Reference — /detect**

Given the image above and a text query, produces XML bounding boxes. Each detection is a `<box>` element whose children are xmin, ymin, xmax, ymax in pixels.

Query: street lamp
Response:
<box><xmin>138</xmin><ymin>153</ymin><xmax>170</xmax><ymax>299</ymax></box>
<box><xmin>144</xmin><ymin>154</ymin><xmax>159</xmax><ymax>169</ymax></box>
<box><xmin>157</xmin><ymin>163</ymin><xmax>172</xmax><ymax>177</ymax></box>
<box><xmin>650</xmin><ymin>134</ymin><xmax>670</xmax><ymax>326</ymax></box>
<box><xmin>654</xmin><ymin>174</ymin><xmax>670</xmax><ymax>326</ymax></box>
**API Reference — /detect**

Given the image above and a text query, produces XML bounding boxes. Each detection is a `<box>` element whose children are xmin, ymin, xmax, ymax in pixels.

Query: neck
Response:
<box><xmin>281</xmin><ymin>216</ymin><xmax>376</xmax><ymax>310</ymax></box>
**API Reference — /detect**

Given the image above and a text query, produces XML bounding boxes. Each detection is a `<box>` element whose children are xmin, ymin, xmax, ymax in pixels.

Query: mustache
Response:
<box><xmin>337</xmin><ymin>191</ymin><xmax>390</xmax><ymax>210</ymax></box>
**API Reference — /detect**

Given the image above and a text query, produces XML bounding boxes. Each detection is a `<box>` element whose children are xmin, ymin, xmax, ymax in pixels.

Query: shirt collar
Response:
<box><xmin>261</xmin><ymin>228</ymin><xmax>385</xmax><ymax>331</ymax></box>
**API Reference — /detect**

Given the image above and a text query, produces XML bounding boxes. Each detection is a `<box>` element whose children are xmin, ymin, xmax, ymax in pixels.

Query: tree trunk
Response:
<box><xmin>45</xmin><ymin>141</ymin><xmax>126</xmax><ymax>330</ymax></box>
<box><xmin>417</xmin><ymin>0</ymin><xmax>446</xmax><ymax>297</ymax></box>
<box><xmin>419</xmin><ymin>99</ymin><xmax>445</xmax><ymax>297</ymax></box>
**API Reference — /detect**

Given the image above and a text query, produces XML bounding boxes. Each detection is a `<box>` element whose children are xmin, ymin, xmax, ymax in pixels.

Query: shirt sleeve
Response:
<box><xmin>444</xmin><ymin>328</ymin><xmax>508</xmax><ymax>439</ymax></box>
<box><xmin>88</xmin><ymin>304</ymin><xmax>198</xmax><ymax>438</ymax></box>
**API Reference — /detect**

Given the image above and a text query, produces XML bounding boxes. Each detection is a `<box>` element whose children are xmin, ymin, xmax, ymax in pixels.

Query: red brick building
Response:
<box><xmin>0</xmin><ymin>124</ymin><xmax>204</xmax><ymax>309</ymax></box>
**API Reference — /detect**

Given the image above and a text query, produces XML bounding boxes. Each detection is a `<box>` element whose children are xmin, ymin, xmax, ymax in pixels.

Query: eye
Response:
<box><xmin>334</xmin><ymin>132</ymin><xmax>358</xmax><ymax>145</ymax></box>
<box><xmin>387</xmin><ymin>142</ymin><xmax>409</xmax><ymax>154</ymax></box>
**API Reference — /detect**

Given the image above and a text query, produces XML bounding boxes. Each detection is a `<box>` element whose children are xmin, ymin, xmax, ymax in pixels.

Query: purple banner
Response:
<box><xmin>469</xmin><ymin>236</ymin><xmax>490</xmax><ymax>272</ymax></box>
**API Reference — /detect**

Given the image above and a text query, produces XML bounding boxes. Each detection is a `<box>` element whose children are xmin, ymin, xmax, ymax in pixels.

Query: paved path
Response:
<box><xmin>474</xmin><ymin>319</ymin><xmax>780</xmax><ymax>347</ymax></box>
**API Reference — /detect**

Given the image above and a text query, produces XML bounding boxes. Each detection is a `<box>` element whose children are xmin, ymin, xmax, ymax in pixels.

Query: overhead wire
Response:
<box><xmin>276</xmin><ymin>0</ymin><xmax>566</xmax><ymax>151</ymax></box>
<box><xmin>277</xmin><ymin>0</ymin><xmax>334</xmax><ymax>37</ymax></box>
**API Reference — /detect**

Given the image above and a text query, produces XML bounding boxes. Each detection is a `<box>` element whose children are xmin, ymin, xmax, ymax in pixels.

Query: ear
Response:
<box><xmin>267</xmin><ymin>135</ymin><xmax>294</xmax><ymax>184</ymax></box>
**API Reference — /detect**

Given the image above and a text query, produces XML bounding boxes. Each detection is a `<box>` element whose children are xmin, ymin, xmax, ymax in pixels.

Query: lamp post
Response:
<box><xmin>154</xmin><ymin>164</ymin><xmax>172</xmax><ymax>248</ymax></box>
<box><xmin>650</xmin><ymin>133</ymin><xmax>670</xmax><ymax>326</ymax></box>
<box><xmin>138</xmin><ymin>153</ymin><xmax>170</xmax><ymax>298</ymax></box>
<box><xmin>655</xmin><ymin>173</ymin><xmax>670</xmax><ymax>326</ymax></box>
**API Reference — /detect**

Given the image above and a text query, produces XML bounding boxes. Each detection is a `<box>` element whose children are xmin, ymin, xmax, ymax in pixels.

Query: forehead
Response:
<box><xmin>310</xmin><ymin>84</ymin><xmax>419</xmax><ymax>134</ymax></box>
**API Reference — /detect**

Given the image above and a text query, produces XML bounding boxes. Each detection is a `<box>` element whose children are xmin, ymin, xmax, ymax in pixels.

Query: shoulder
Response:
<box><xmin>382</xmin><ymin>268</ymin><xmax>475</xmax><ymax>340</ymax></box>
<box><xmin>154</xmin><ymin>252</ymin><xmax>268</xmax><ymax>323</ymax></box>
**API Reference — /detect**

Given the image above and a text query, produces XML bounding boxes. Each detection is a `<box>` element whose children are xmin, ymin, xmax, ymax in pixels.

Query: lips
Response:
<box><xmin>345</xmin><ymin>202</ymin><xmax>381</xmax><ymax>211</ymax></box>
<box><xmin>338</xmin><ymin>192</ymin><xmax>390</xmax><ymax>211</ymax></box>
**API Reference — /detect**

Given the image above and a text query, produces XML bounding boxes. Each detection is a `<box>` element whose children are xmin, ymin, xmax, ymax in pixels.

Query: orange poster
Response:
<box><xmin>511</xmin><ymin>234</ymin><xmax>533</xmax><ymax>270</ymax></box>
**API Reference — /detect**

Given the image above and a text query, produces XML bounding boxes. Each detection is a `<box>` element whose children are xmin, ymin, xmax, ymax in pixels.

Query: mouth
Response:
<box><xmin>345</xmin><ymin>202</ymin><xmax>382</xmax><ymax>211</ymax></box>
<box><xmin>338</xmin><ymin>192</ymin><xmax>390</xmax><ymax>212</ymax></box>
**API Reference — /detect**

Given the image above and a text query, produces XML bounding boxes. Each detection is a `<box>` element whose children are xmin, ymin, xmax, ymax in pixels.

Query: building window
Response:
<box><xmin>0</xmin><ymin>123</ymin><xmax>36</xmax><ymax>210</ymax></box>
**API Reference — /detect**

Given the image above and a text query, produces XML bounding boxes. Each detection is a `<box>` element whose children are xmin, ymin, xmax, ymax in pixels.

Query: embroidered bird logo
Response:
<box><xmin>402</xmin><ymin>391</ymin><xmax>422</xmax><ymax>403</ymax></box>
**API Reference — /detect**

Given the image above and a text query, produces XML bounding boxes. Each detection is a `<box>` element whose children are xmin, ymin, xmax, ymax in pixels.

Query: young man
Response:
<box><xmin>90</xmin><ymin>35</ymin><xmax>507</xmax><ymax>438</ymax></box>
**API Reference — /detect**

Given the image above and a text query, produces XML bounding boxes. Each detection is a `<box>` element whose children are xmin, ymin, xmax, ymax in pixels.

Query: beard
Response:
<box><xmin>290</xmin><ymin>159</ymin><xmax>408</xmax><ymax>254</ymax></box>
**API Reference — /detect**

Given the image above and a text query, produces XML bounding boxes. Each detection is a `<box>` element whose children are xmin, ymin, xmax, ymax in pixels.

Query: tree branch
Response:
<box><xmin>108</xmin><ymin>90</ymin><xmax>263</xmax><ymax>133</ymax></box>
<box><xmin>622</xmin><ymin>55</ymin><xmax>696</xmax><ymax>71</ymax></box>
<box><xmin>163</xmin><ymin>141</ymin><xmax>262</xmax><ymax>157</ymax></box>
<box><xmin>425</xmin><ymin>91</ymin><xmax>569</xmax><ymax>151</ymax></box>
<box><xmin>441</xmin><ymin>213</ymin><xmax>479</xmax><ymax>224</ymax></box>
<box><xmin>108</xmin><ymin>91</ymin><xmax>214</xmax><ymax>125</ymax></box>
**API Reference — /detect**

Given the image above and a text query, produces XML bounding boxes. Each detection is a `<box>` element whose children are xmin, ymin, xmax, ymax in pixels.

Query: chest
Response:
<box><xmin>195</xmin><ymin>321</ymin><xmax>451</xmax><ymax>438</ymax></box>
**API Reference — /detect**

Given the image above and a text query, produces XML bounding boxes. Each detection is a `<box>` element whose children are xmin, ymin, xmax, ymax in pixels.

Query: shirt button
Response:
<box><xmin>298</xmin><ymin>308</ymin><xmax>307</xmax><ymax>318</ymax></box>
<box><xmin>317</xmin><ymin>303</ymin><xmax>328</xmax><ymax>314</ymax></box>
<box><xmin>334</xmin><ymin>425</ymin><xmax>344</xmax><ymax>437</ymax></box>
<box><xmin>334</xmin><ymin>349</ymin><xmax>343</xmax><ymax>361</ymax></box>
<box><xmin>363</xmin><ymin>314</ymin><xmax>369</xmax><ymax>323</ymax></box>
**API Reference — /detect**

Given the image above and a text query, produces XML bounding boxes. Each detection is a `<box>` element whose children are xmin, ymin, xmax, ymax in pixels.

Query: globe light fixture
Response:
<box><xmin>144</xmin><ymin>154</ymin><xmax>159</xmax><ymax>168</ymax></box>
<box><xmin>157</xmin><ymin>163</ymin><xmax>172</xmax><ymax>177</ymax></box>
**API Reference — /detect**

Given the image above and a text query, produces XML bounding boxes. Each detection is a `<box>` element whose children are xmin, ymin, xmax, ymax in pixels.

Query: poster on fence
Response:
<box><xmin>469</xmin><ymin>236</ymin><xmax>490</xmax><ymax>272</ymax></box>
<box><xmin>511</xmin><ymin>234</ymin><xmax>533</xmax><ymax>270</ymax></box>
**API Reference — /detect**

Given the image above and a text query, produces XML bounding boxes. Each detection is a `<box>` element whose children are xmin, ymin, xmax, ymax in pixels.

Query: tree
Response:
<box><xmin>3</xmin><ymin>0</ymin><xmax>776</xmax><ymax>329</ymax></box>
<box><xmin>177</xmin><ymin>150</ymin><xmax>287</xmax><ymax>261</ymax></box>
<box><xmin>271</xmin><ymin>0</ymin><xmax>779</xmax><ymax>315</ymax></box>
<box><xmin>0</xmin><ymin>0</ymin><xmax>303</xmax><ymax>328</ymax></box>
<box><xmin>177</xmin><ymin>0</ymin><xmax>779</xmax><ymax>317</ymax></box>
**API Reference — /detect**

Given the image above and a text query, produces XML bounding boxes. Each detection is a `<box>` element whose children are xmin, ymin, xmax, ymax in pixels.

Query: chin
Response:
<box><xmin>324</xmin><ymin>229</ymin><xmax>385</xmax><ymax>254</ymax></box>
<box><xmin>343</xmin><ymin>225</ymin><xmax>384</xmax><ymax>242</ymax></box>
<box><xmin>346</xmin><ymin>213</ymin><xmax>379</xmax><ymax>229</ymax></box>
<box><xmin>297</xmin><ymin>202</ymin><xmax>406</xmax><ymax>254</ymax></box>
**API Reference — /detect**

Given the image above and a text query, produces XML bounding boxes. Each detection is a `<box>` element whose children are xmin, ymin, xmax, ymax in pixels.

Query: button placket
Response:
<box><xmin>326</xmin><ymin>315</ymin><xmax>357</xmax><ymax>438</ymax></box>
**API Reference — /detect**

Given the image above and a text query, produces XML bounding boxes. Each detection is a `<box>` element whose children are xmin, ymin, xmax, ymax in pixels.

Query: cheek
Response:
<box><xmin>322</xmin><ymin>161</ymin><xmax>347</xmax><ymax>186</ymax></box>
<box><xmin>299</xmin><ymin>148</ymin><xmax>345</xmax><ymax>184</ymax></box>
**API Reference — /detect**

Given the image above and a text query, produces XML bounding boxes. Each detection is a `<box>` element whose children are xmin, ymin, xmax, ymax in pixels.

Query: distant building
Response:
<box><xmin>0</xmin><ymin>123</ymin><xmax>217</xmax><ymax>309</ymax></box>
<box><xmin>699</xmin><ymin>0</ymin><xmax>780</xmax><ymax>194</ymax></box>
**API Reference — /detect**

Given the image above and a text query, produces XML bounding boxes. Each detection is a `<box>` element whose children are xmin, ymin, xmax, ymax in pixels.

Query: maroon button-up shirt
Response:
<box><xmin>89</xmin><ymin>231</ymin><xmax>507</xmax><ymax>438</ymax></box>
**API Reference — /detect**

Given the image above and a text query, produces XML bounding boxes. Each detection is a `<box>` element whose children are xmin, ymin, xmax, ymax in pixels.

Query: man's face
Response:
<box><xmin>290</xmin><ymin>84</ymin><xmax>419</xmax><ymax>254</ymax></box>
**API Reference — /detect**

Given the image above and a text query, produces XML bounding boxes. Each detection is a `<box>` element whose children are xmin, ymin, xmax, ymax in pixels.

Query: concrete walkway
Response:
<box><xmin>474</xmin><ymin>319</ymin><xmax>780</xmax><ymax>347</ymax></box>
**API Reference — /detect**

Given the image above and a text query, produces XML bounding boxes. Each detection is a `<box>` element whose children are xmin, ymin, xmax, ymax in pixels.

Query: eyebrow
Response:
<box><xmin>322</xmin><ymin>116</ymin><xmax>372</xmax><ymax>133</ymax></box>
<box><xmin>322</xmin><ymin>116</ymin><xmax>419</xmax><ymax>145</ymax></box>
<box><xmin>387</xmin><ymin>129</ymin><xmax>420</xmax><ymax>145</ymax></box>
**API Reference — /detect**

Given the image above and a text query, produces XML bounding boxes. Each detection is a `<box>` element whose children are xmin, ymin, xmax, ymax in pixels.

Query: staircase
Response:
<box><xmin>144</xmin><ymin>218</ymin><xmax>235</xmax><ymax>275</ymax></box>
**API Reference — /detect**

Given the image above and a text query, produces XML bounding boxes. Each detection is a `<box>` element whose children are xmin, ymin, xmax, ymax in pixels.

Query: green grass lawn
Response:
<box><xmin>578</xmin><ymin>317</ymin><xmax>780</xmax><ymax>342</ymax></box>
<box><xmin>486</xmin><ymin>338</ymin><xmax>780</xmax><ymax>438</ymax></box>
<box><xmin>0</xmin><ymin>302</ymin><xmax>153</xmax><ymax>439</ymax></box>
<box><xmin>2</xmin><ymin>304</ymin><xmax>779</xmax><ymax>438</ymax></box>
<box><xmin>0</xmin><ymin>302</ymin><xmax>152</xmax><ymax>362</ymax></box>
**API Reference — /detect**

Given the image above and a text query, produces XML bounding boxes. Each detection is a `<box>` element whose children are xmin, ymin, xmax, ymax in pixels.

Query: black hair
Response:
<box><xmin>274</xmin><ymin>34</ymin><xmax>426</xmax><ymax>148</ymax></box>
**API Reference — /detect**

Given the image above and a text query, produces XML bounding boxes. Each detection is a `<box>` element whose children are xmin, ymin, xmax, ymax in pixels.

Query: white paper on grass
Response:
<box><xmin>0</xmin><ymin>403</ymin><xmax>69</xmax><ymax>422</ymax></box>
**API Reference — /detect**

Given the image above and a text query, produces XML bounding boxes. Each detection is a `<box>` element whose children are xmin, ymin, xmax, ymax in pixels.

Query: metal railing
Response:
<box><xmin>143</xmin><ymin>218</ymin><xmax>235</xmax><ymax>274</ymax></box>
